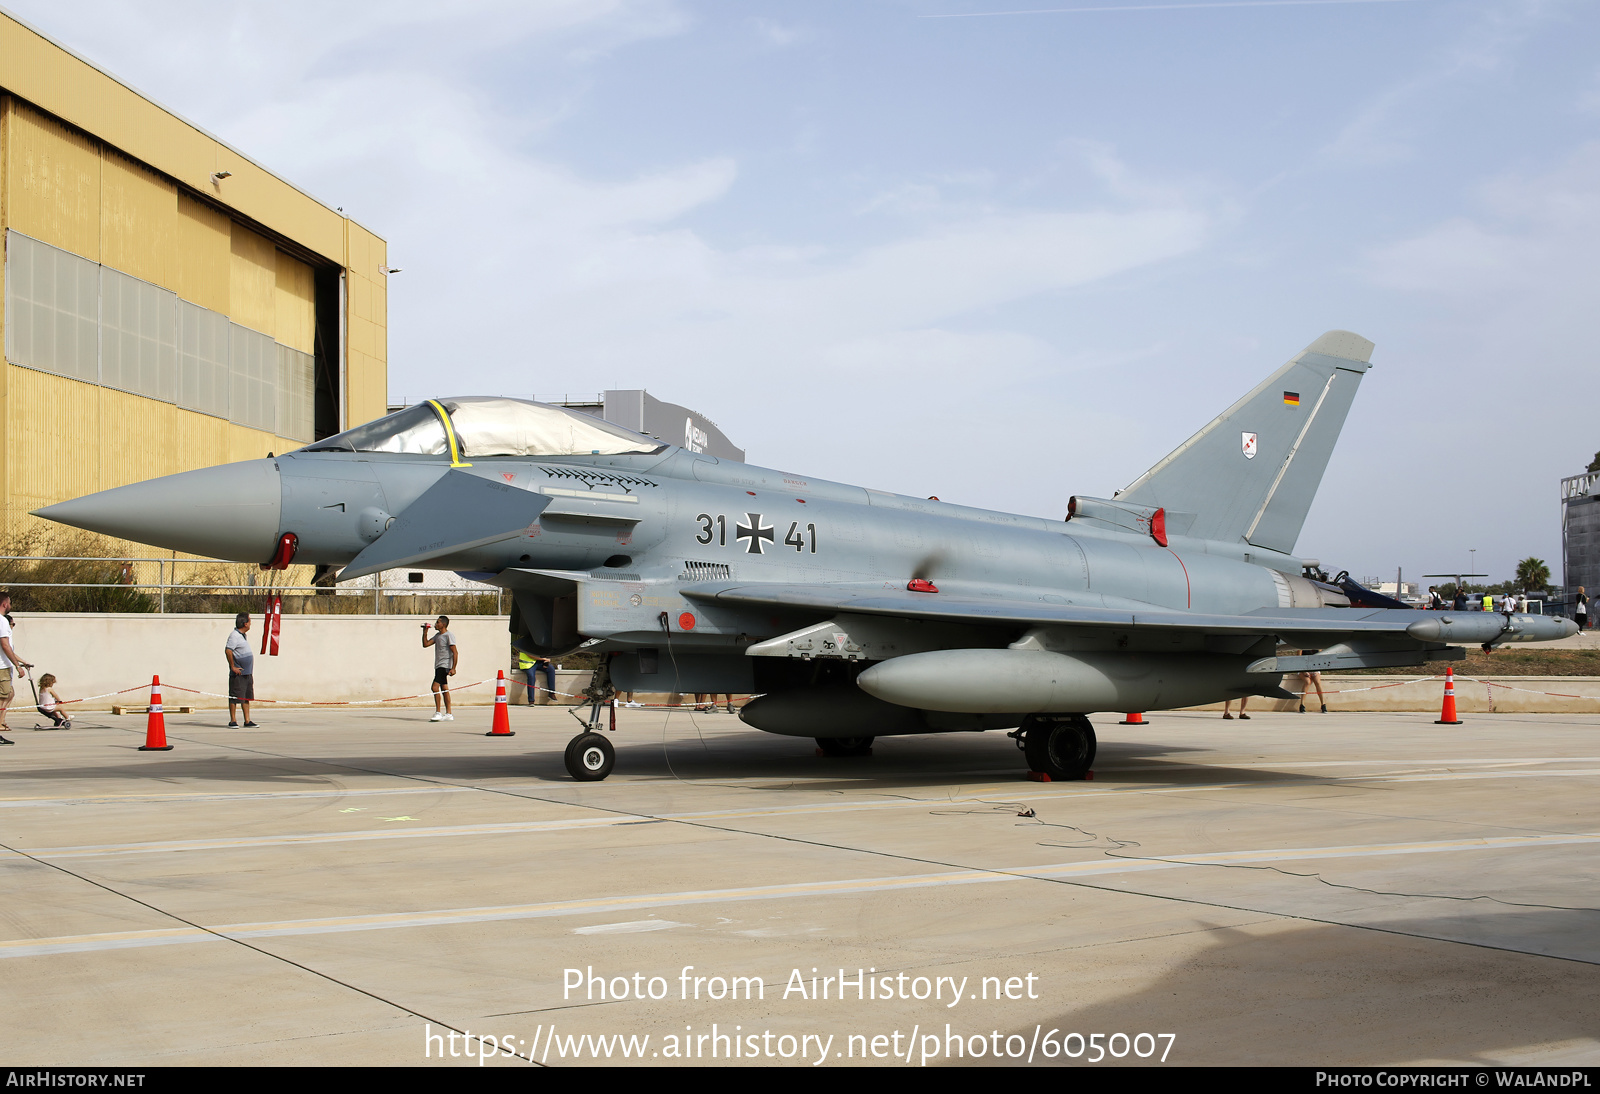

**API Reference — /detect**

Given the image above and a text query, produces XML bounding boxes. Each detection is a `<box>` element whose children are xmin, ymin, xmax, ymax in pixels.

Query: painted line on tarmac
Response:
<box><xmin>1092</xmin><ymin>756</ymin><xmax>1600</xmax><ymax>772</ymax></box>
<box><xmin>1341</xmin><ymin>769</ymin><xmax>1600</xmax><ymax>783</ymax></box>
<box><xmin>22</xmin><ymin>798</ymin><xmax>1038</xmax><ymax>858</ymax></box>
<box><xmin>5</xmin><ymin>830</ymin><xmax>1597</xmax><ymax>959</ymax></box>
<box><xmin>19</xmin><ymin>767</ymin><xmax>1600</xmax><ymax>860</ymax></box>
<box><xmin>31</xmin><ymin>816</ymin><xmax>654</xmax><ymax>858</ymax></box>
<box><xmin>0</xmin><ymin>786</ymin><xmax>477</xmax><ymax>809</ymax></box>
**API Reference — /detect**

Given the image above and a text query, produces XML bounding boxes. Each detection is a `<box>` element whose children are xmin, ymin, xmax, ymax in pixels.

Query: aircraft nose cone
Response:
<box><xmin>33</xmin><ymin>460</ymin><xmax>283</xmax><ymax>562</ymax></box>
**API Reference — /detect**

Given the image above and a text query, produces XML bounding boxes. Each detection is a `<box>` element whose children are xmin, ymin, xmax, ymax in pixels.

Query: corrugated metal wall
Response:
<box><xmin>101</xmin><ymin>148</ymin><xmax>172</xmax><ymax>286</ymax></box>
<box><xmin>6</xmin><ymin>102</ymin><xmax>99</xmax><ymax>262</ymax></box>
<box><xmin>345</xmin><ymin>221</ymin><xmax>388</xmax><ymax>429</ymax></box>
<box><xmin>7</xmin><ymin>366</ymin><xmax>101</xmax><ymax>515</ymax></box>
<box><xmin>0</xmin><ymin>93</ymin><xmax>384</xmax><ymax>551</ymax></box>
<box><xmin>5</xmin><ymin>360</ymin><xmax>283</xmax><ymax>513</ymax></box>
<box><xmin>173</xmin><ymin>193</ymin><xmax>229</xmax><ymax>313</ymax></box>
<box><xmin>274</xmin><ymin>250</ymin><xmax>314</xmax><ymax>354</ymax></box>
<box><xmin>0</xmin><ymin>12</ymin><xmax>348</xmax><ymax>263</ymax></box>
<box><xmin>227</xmin><ymin>219</ymin><xmax>275</xmax><ymax>336</ymax></box>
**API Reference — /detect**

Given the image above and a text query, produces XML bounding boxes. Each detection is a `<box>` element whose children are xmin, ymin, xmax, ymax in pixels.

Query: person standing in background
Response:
<box><xmin>424</xmin><ymin>616</ymin><xmax>458</xmax><ymax>722</ymax></box>
<box><xmin>0</xmin><ymin>592</ymin><xmax>30</xmax><ymax>745</ymax></box>
<box><xmin>1298</xmin><ymin>656</ymin><xmax>1328</xmax><ymax>714</ymax></box>
<box><xmin>225</xmin><ymin>612</ymin><xmax>256</xmax><ymax>728</ymax></box>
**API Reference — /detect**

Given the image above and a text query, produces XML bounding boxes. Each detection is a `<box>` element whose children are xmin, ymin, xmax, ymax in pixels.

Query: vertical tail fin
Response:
<box><xmin>1117</xmin><ymin>331</ymin><xmax>1373</xmax><ymax>553</ymax></box>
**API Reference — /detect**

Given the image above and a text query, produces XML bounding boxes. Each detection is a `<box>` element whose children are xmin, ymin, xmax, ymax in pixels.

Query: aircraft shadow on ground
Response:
<box><xmin>1</xmin><ymin>733</ymin><xmax>1329</xmax><ymax>793</ymax></box>
<box><xmin>590</xmin><ymin>736</ymin><xmax>1325</xmax><ymax>791</ymax></box>
<box><xmin>998</xmin><ymin>911</ymin><xmax>1600</xmax><ymax>1067</ymax></box>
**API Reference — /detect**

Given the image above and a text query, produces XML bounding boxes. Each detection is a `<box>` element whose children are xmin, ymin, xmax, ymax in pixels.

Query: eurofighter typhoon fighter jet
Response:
<box><xmin>38</xmin><ymin>332</ymin><xmax>1575</xmax><ymax>780</ymax></box>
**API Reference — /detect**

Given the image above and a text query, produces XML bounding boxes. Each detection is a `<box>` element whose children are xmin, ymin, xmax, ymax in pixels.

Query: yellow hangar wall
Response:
<box><xmin>0</xmin><ymin>101</ymin><xmax>307</xmax><ymax>523</ymax></box>
<box><xmin>0</xmin><ymin>11</ymin><xmax>389</xmax><ymax>551</ymax></box>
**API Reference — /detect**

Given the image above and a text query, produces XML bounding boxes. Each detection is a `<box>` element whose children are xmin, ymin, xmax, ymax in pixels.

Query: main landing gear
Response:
<box><xmin>1012</xmin><ymin>713</ymin><xmax>1097</xmax><ymax>781</ymax></box>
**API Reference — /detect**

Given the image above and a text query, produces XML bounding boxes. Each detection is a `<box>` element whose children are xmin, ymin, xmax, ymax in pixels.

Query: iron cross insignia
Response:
<box><xmin>735</xmin><ymin>513</ymin><xmax>775</xmax><ymax>554</ymax></box>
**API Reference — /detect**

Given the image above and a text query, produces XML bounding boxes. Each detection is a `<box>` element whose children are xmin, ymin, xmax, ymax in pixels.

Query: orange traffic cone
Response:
<box><xmin>485</xmin><ymin>670</ymin><xmax>515</xmax><ymax>737</ymax></box>
<box><xmin>1119</xmin><ymin>712</ymin><xmax>1145</xmax><ymax>725</ymax></box>
<box><xmin>1434</xmin><ymin>666</ymin><xmax>1463</xmax><ymax>725</ymax></box>
<box><xmin>138</xmin><ymin>675</ymin><xmax>173</xmax><ymax>751</ymax></box>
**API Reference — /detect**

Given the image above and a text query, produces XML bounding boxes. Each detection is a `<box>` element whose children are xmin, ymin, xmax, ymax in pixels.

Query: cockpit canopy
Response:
<box><xmin>299</xmin><ymin>397</ymin><xmax>666</xmax><ymax>458</ymax></box>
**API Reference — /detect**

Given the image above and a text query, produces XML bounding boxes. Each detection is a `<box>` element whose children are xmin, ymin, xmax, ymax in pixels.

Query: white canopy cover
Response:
<box><xmin>440</xmin><ymin>398</ymin><xmax>660</xmax><ymax>457</ymax></box>
<box><xmin>303</xmin><ymin>397</ymin><xmax>664</xmax><ymax>458</ymax></box>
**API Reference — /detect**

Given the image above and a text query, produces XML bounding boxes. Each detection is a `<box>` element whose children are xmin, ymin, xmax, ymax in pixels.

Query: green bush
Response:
<box><xmin>0</xmin><ymin>531</ymin><xmax>156</xmax><ymax>613</ymax></box>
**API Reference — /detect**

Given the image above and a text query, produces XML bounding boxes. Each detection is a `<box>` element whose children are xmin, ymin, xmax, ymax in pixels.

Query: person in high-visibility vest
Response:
<box><xmin>530</xmin><ymin>655</ymin><xmax>556</xmax><ymax>705</ymax></box>
<box><xmin>512</xmin><ymin>648</ymin><xmax>535</xmax><ymax>705</ymax></box>
<box><xmin>1482</xmin><ymin>593</ymin><xmax>1494</xmax><ymax>613</ymax></box>
<box><xmin>513</xmin><ymin>648</ymin><xmax>556</xmax><ymax>705</ymax></box>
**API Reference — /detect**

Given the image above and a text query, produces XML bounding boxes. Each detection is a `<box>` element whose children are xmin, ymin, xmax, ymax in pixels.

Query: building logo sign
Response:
<box><xmin>685</xmin><ymin>417</ymin><xmax>709</xmax><ymax>454</ymax></box>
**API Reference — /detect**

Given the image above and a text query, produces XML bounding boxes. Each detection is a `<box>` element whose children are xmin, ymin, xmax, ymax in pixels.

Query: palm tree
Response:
<box><xmin>1515</xmin><ymin>557</ymin><xmax>1550</xmax><ymax>593</ymax></box>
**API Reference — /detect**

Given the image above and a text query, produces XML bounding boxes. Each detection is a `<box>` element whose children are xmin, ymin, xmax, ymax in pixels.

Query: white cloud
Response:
<box><xmin>34</xmin><ymin>0</ymin><xmax>686</xmax><ymax>104</ymax></box>
<box><xmin>750</xmin><ymin>17</ymin><xmax>809</xmax><ymax>47</ymax></box>
<box><xmin>1344</xmin><ymin>141</ymin><xmax>1600</xmax><ymax>584</ymax></box>
<box><xmin>9</xmin><ymin>0</ymin><xmax>1216</xmax><ymax>515</ymax></box>
<box><xmin>1315</xmin><ymin>0</ymin><xmax>1551</xmax><ymax>167</ymax></box>
<box><xmin>1368</xmin><ymin>141</ymin><xmax>1600</xmax><ymax>301</ymax></box>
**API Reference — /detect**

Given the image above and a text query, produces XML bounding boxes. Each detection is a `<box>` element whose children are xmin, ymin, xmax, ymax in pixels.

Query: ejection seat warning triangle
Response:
<box><xmin>340</xmin><ymin>470</ymin><xmax>551</xmax><ymax>580</ymax></box>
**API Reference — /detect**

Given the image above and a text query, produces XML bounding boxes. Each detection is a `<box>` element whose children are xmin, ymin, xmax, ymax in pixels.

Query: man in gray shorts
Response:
<box><xmin>225</xmin><ymin>612</ymin><xmax>257</xmax><ymax>727</ymax></box>
<box><xmin>423</xmin><ymin>615</ymin><xmax>458</xmax><ymax>722</ymax></box>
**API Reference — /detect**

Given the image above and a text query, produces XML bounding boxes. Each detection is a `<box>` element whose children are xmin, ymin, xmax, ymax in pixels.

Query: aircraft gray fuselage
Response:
<box><xmin>37</xmin><ymin>334</ymin><xmax>1578</xmax><ymax>778</ymax></box>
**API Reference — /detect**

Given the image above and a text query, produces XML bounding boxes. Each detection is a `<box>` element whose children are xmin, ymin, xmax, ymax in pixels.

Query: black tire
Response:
<box><xmin>815</xmin><ymin>736</ymin><xmax>875</xmax><ymax>757</ymax></box>
<box><xmin>1022</xmin><ymin>714</ymin><xmax>1096</xmax><ymax>780</ymax></box>
<box><xmin>564</xmin><ymin>732</ymin><xmax>615</xmax><ymax>781</ymax></box>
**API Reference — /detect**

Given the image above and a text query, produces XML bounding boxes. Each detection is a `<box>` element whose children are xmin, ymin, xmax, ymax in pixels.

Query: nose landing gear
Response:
<box><xmin>562</xmin><ymin>656</ymin><xmax>618</xmax><ymax>781</ymax></box>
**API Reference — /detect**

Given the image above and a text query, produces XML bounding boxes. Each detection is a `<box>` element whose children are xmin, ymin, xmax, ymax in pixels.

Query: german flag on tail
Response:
<box><xmin>1283</xmin><ymin>391</ymin><xmax>1300</xmax><ymax>407</ymax></box>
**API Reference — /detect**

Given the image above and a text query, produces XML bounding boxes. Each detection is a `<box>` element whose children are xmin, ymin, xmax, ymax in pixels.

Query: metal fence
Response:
<box><xmin>0</xmin><ymin>556</ymin><xmax>507</xmax><ymax>615</ymax></box>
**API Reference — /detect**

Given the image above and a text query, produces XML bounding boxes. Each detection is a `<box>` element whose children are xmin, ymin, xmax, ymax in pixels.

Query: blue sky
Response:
<box><xmin>10</xmin><ymin>0</ymin><xmax>1598</xmax><ymax>587</ymax></box>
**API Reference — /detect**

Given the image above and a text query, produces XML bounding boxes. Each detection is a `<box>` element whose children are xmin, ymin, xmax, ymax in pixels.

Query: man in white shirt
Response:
<box><xmin>0</xmin><ymin>591</ymin><xmax>33</xmax><ymax>745</ymax></box>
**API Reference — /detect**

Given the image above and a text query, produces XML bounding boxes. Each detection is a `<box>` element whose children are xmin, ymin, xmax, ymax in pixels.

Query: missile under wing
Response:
<box><xmin>35</xmin><ymin>334</ymin><xmax>1576</xmax><ymax>781</ymax></box>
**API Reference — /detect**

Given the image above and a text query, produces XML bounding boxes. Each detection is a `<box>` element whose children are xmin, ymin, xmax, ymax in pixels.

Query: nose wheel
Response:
<box><xmin>564</xmin><ymin>732</ymin><xmax>615</xmax><ymax>781</ymax></box>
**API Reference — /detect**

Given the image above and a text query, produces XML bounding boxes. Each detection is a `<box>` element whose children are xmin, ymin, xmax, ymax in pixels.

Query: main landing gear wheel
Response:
<box><xmin>564</xmin><ymin>732</ymin><xmax>615</xmax><ymax>781</ymax></box>
<box><xmin>1021</xmin><ymin>714</ymin><xmax>1096</xmax><ymax>781</ymax></box>
<box><xmin>815</xmin><ymin>736</ymin><xmax>875</xmax><ymax>757</ymax></box>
